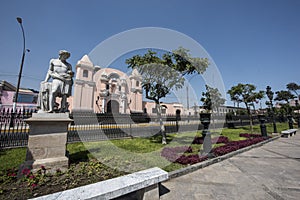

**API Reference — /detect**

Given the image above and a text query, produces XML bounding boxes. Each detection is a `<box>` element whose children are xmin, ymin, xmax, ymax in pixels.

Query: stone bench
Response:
<box><xmin>30</xmin><ymin>167</ymin><xmax>168</xmax><ymax>200</ymax></box>
<box><xmin>281</xmin><ymin>129</ymin><xmax>298</xmax><ymax>138</ymax></box>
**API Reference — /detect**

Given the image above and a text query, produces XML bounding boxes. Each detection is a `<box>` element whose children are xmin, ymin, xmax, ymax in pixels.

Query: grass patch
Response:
<box><xmin>0</xmin><ymin>123</ymin><xmax>289</xmax><ymax>172</ymax></box>
<box><xmin>0</xmin><ymin>122</ymin><xmax>291</xmax><ymax>199</ymax></box>
<box><xmin>0</xmin><ymin>148</ymin><xmax>26</xmax><ymax>170</ymax></box>
<box><xmin>0</xmin><ymin>123</ymin><xmax>290</xmax><ymax>172</ymax></box>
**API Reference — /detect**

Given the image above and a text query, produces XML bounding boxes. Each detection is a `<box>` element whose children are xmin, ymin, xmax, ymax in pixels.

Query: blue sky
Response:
<box><xmin>0</xmin><ymin>0</ymin><xmax>299</xmax><ymax>107</ymax></box>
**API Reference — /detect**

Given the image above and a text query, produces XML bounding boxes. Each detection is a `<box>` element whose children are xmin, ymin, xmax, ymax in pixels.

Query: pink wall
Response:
<box><xmin>0</xmin><ymin>91</ymin><xmax>38</xmax><ymax>110</ymax></box>
<box><xmin>142</xmin><ymin>101</ymin><xmax>184</xmax><ymax>115</ymax></box>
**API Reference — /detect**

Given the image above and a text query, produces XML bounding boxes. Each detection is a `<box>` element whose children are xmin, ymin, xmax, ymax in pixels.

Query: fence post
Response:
<box><xmin>9</xmin><ymin>108</ymin><xmax>14</xmax><ymax>127</ymax></box>
<box><xmin>130</xmin><ymin>120</ymin><xmax>133</xmax><ymax>138</ymax></box>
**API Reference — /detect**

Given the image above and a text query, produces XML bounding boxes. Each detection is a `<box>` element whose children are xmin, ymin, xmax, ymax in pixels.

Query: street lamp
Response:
<box><xmin>13</xmin><ymin>17</ymin><xmax>30</xmax><ymax>113</ymax></box>
<box><xmin>10</xmin><ymin>17</ymin><xmax>29</xmax><ymax>127</ymax></box>
<box><xmin>266</xmin><ymin>86</ymin><xmax>277</xmax><ymax>133</ymax></box>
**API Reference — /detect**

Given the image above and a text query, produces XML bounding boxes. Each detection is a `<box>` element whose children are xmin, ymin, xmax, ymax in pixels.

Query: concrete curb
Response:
<box><xmin>167</xmin><ymin>135</ymin><xmax>281</xmax><ymax>180</ymax></box>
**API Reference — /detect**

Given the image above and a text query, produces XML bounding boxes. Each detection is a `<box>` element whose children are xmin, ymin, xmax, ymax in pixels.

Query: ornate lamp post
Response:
<box><xmin>266</xmin><ymin>86</ymin><xmax>277</xmax><ymax>133</ymax></box>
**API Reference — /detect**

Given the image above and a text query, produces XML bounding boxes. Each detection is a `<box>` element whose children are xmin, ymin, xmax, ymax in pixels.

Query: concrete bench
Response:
<box><xmin>30</xmin><ymin>167</ymin><xmax>168</xmax><ymax>200</ymax></box>
<box><xmin>281</xmin><ymin>129</ymin><xmax>298</xmax><ymax>138</ymax></box>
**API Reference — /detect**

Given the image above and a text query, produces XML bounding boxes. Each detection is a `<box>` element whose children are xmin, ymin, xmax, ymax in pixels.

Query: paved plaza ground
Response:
<box><xmin>160</xmin><ymin>131</ymin><xmax>300</xmax><ymax>200</ymax></box>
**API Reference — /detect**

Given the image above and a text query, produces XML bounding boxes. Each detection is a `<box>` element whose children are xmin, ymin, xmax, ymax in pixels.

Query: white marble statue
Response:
<box><xmin>38</xmin><ymin>50</ymin><xmax>74</xmax><ymax>113</ymax></box>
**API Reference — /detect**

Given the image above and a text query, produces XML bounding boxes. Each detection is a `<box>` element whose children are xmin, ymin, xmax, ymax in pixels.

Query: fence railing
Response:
<box><xmin>0</xmin><ymin>108</ymin><xmax>36</xmax><ymax>148</ymax></box>
<box><xmin>1</xmin><ymin>109</ymin><xmax>266</xmax><ymax>149</ymax></box>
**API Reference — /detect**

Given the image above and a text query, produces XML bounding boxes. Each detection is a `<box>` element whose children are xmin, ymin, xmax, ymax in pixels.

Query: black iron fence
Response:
<box><xmin>0</xmin><ymin>108</ymin><xmax>35</xmax><ymax>148</ymax></box>
<box><xmin>1</xmin><ymin>109</ymin><xmax>268</xmax><ymax>149</ymax></box>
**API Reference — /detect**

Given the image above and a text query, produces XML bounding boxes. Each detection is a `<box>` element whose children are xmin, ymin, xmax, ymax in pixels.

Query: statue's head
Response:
<box><xmin>59</xmin><ymin>50</ymin><xmax>70</xmax><ymax>59</ymax></box>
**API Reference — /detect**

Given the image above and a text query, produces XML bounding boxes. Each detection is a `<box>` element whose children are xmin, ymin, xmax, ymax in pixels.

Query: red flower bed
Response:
<box><xmin>161</xmin><ymin>146</ymin><xmax>208</xmax><ymax>165</ymax></box>
<box><xmin>239</xmin><ymin>133</ymin><xmax>264</xmax><ymax>138</ymax></box>
<box><xmin>161</xmin><ymin>134</ymin><xmax>269</xmax><ymax>165</ymax></box>
<box><xmin>192</xmin><ymin>136</ymin><xmax>229</xmax><ymax>144</ymax></box>
<box><xmin>212</xmin><ymin>137</ymin><xmax>265</xmax><ymax>156</ymax></box>
<box><xmin>161</xmin><ymin>146</ymin><xmax>192</xmax><ymax>162</ymax></box>
<box><xmin>175</xmin><ymin>154</ymin><xmax>208</xmax><ymax>165</ymax></box>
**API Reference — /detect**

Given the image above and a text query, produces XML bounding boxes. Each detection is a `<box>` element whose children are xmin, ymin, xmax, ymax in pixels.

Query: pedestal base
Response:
<box><xmin>23</xmin><ymin>156</ymin><xmax>69</xmax><ymax>174</ymax></box>
<box><xmin>21</xmin><ymin>113</ymin><xmax>72</xmax><ymax>174</ymax></box>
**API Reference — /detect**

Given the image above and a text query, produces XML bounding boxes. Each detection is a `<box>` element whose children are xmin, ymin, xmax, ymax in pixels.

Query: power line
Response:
<box><xmin>0</xmin><ymin>73</ymin><xmax>43</xmax><ymax>81</ymax></box>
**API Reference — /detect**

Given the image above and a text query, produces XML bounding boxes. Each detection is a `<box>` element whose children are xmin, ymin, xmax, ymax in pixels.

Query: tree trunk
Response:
<box><xmin>212</xmin><ymin>112</ymin><xmax>216</xmax><ymax>130</ymax></box>
<box><xmin>156</xmin><ymin>103</ymin><xmax>167</xmax><ymax>144</ymax></box>
<box><xmin>246</xmin><ymin>104</ymin><xmax>253</xmax><ymax>133</ymax></box>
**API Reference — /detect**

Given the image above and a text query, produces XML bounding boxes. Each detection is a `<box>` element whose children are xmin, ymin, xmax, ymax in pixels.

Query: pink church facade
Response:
<box><xmin>72</xmin><ymin>55</ymin><xmax>143</xmax><ymax>113</ymax></box>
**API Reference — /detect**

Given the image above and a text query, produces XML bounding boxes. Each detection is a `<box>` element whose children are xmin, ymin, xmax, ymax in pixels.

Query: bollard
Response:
<box><xmin>200</xmin><ymin>113</ymin><xmax>212</xmax><ymax>155</ymax></box>
<box><xmin>287</xmin><ymin>115</ymin><xmax>293</xmax><ymax>129</ymax></box>
<box><xmin>258</xmin><ymin>114</ymin><xmax>268</xmax><ymax>138</ymax></box>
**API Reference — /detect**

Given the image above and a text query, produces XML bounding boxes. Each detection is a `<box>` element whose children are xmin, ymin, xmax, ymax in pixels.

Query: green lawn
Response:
<box><xmin>0</xmin><ymin>122</ymin><xmax>293</xmax><ymax>199</ymax></box>
<box><xmin>0</xmin><ymin>122</ymin><xmax>290</xmax><ymax>173</ymax></box>
<box><xmin>0</xmin><ymin>148</ymin><xmax>27</xmax><ymax>170</ymax></box>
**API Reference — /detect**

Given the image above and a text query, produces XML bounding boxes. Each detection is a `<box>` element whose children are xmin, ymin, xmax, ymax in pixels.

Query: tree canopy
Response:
<box><xmin>126</xmin><ymin>47</ymin><xmax>210</xmax><ymax>144</ymax></box>
<box><xmin>201</xmin><ymin>84</ymin><xmax>225</xmax><ymax>112</ymax></box>
<box><xmin>227</xmin><ymin>83</ymin><xmax>264</xmax><ymax>108</ymax></box>
<box><xmin>274</xmin><ymin>90</ymin><xmax>296</xmax><ymax>103</ymax></box>
<box><xmin>126</xmin><ymin>47</ymin><xmax>209</xmax><ymax>104</ymax></box>
<box><xmin>286</xmin><ymin>82</ymin><xmax>300</xmax><ymax>99</ymax></box>
<box><xmin>227</xmin><ymin>83</ymin><xmax>264</xmax><ymax>133</ymax></box>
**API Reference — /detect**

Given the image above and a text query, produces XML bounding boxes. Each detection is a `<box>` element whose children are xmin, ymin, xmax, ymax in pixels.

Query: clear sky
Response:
<box><xmin>0</xmin><ymin>0</ymin><xmax>299</xmax><ymax>107</ymax></box>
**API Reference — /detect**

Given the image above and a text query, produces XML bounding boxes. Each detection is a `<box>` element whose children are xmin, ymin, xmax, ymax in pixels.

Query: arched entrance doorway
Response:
<box><xmin>107</xmin><ymin>100</ymin><xmax>119</xmax><ymax>113</ymax></box>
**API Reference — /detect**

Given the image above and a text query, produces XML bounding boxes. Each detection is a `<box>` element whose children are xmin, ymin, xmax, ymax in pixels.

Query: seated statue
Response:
<box><xmin>38</xmin><ymin>50</ymin><xmax>74</xmax><ymax>113</ymax></box>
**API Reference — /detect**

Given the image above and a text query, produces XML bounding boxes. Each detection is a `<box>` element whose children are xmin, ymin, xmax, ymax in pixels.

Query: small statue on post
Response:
<box><xmin>38</xmin><ymin>50</ymin><xmax>74</xmax><ymax>113</ymax></box>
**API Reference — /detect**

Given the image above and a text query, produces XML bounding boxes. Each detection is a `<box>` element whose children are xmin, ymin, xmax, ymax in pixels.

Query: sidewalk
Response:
<box><xmin>160</xmin><ymin>131</ymin><xmax>300</xmax><ymax>200</ymax></box>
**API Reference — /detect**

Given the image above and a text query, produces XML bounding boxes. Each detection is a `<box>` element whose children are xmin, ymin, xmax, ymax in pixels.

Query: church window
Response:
<box><xmin>83</xmin><ymin>70</ymin><xmax>88</xmax><ymax>78</ymax></box>
<box><xmin>136</xmin><ymin>81</ymin><xmax>139</xmax><ymax>87</ymax></box>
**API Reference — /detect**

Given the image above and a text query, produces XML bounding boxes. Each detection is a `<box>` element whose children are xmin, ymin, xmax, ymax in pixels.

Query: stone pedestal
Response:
<box><xmin>22</xmin><ymin>113</ymin><xmax>72</xmax><ymax>173</ymax></box>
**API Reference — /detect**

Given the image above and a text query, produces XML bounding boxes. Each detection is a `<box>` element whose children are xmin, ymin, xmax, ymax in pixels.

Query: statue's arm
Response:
<box><xmin>44</xmin><ymin>59</ymin><xmax>54</xmax><ymax>82</ymax></box>
<box><xmin>66</xmin><ymin>63</ymin><xmax>74</xmax><ymax>78</ymax></box>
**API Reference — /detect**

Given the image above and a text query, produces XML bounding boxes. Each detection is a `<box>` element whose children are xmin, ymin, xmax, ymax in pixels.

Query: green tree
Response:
<box><xmin>274</xmin><ymin>90</ymin><xmax>296</xmax><ymax>104</ymax></box>
<box><xmin>201</xmin><ymin>84</ymin><xmax>225</xmax><ymax>113</ymax></box>
<box><xmin>274</xmin><ymin>90</ymin><xmax>296</xmax><ymax>115</ymax></box>
<box><xmin>227</xmin><ymin>83</ymin><xmax>264</xmax><ymax>133</ymax></box>
<box><xmin>286</xmin><ymin>82</ymin><xmax>300</xmax><ymax>100</ymax></box>
<box><xmin>201</xmin><ymin>84</ymin><xmax>226</xmax><ymax>129</ymax></box>
<box><xmin>126</xmin><ymin>47</ymin><xmax>209</xmax><ymax>144</ymax></box>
